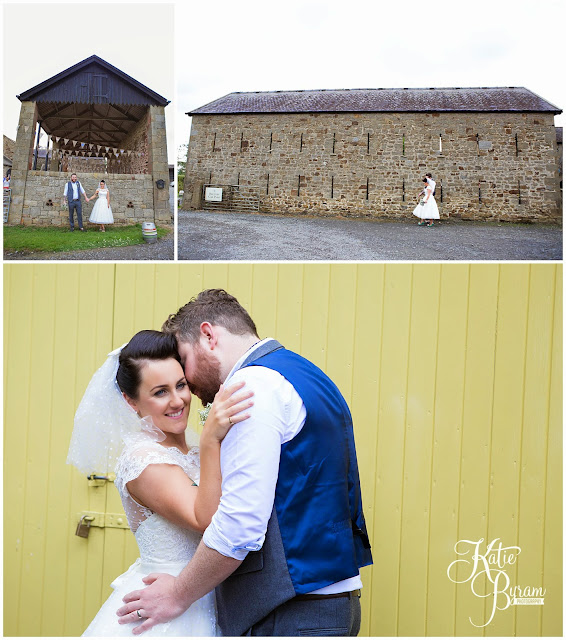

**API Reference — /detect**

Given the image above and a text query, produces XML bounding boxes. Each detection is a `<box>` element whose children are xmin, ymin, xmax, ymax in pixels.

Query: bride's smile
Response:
<box><xmin>123</xmin><ymin>358</ymin><xmax>191</xmax><ymax>442</ymax></box>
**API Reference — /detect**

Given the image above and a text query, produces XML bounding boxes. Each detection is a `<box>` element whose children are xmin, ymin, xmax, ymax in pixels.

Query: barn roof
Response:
<box><xmin>188</xmin><ymin>87</ymin><xmax>561</xmax><ymax>115</ymax></box>
<box><xmin>16</xmin><ymin>56</ymin><xmax>169</xmax><ymax>149</ymax></box>
<box><xmin>17</xmin><ymin>55</ymin><xmax>169</xmax><ymax>106</ymax></box>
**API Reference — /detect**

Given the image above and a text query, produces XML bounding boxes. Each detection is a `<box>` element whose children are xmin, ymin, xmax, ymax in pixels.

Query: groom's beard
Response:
<box><xmin>188</xmin><ymin>346</ymin><xmax>223</xmax><ymax>406</ymax></box>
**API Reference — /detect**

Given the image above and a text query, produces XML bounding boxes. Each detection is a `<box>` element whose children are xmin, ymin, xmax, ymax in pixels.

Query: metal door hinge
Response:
<box><xmin>76</xmin><ymin>511</ymin><xmax>129</xmax><ymax>529</ymax></box>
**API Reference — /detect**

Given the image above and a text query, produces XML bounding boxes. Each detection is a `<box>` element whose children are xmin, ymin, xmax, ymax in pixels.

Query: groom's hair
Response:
<box><xmin>162</xmin><ymin>289</ymin><xmax>259</xmax><ymax>344</ymax></box>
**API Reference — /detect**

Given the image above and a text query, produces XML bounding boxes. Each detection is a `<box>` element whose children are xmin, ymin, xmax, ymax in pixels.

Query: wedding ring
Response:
<box><xmin>228</xmin><ymin>416</ymin><xmax>233</xmax><ymax>426</ymax></box>
<box><xmin>136</xmin><ymin>609</ymin><xmax>142</xmax><ymax>619</ymax></box>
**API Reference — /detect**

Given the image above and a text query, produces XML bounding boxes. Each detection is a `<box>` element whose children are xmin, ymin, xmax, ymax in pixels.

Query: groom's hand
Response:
<box><xmin>116</xmin><ymin>572</ymin><xmax>188</xmax><ymax>635</ymax></box>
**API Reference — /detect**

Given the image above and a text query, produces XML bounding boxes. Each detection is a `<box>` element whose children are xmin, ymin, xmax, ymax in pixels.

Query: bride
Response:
<box><xmin>413</xmin><ymin>177</ymin><xmax>440</xmax><ymax>227</ymax></box>
<box><xmin>88</xmin><ymin>179</ymin><xmax>114</xmax><ymax>232</ymax></box>
<box><xmin>67</xmin><ymin>330</ymin><xmax>253</xmax><ymax>636</ymax></box>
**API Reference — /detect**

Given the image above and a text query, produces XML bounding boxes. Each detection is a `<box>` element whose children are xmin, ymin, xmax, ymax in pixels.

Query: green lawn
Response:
<box><xmin>3</xmin><ymin>224</ymin><xmax>170</xmax><ymax>253</ymax></box>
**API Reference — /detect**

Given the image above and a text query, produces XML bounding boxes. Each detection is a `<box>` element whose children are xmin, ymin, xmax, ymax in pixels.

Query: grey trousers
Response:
<box><xmin>243</xmin><ymin>593</ymin><xmax>361</xmax><ymax>636</ymax></box>
<box><xmin>68</xmin><ymin>199</ymin><xmax>83</xmax><ymax>229</ymax></box>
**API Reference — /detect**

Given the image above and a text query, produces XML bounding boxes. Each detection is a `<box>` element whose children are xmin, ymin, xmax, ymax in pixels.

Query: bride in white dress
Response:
<box><xmin>413</xmin><ymin>177</ymin><xmax>440</xmax><ymax>227</ymax></box>
<box><xmin>89</xmin><ymin>179</ymin><xmax>114</xmax><ymax>232</ymax></box>
<box><xmin>67</xmin><ymin>330</ymin><xmax>254</xmax><ymax>636</ymax></box>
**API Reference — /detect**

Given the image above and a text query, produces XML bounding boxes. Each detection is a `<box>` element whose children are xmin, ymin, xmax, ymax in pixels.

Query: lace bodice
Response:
<box><xmin>97</xmin><ymin>188</ymin><xmax>108</xmax><ymax>197</ymax></box>
<box><xmin>115</xmin><ymin>441</ymin><xmax>202</xmax><ymax>564</ymax></box>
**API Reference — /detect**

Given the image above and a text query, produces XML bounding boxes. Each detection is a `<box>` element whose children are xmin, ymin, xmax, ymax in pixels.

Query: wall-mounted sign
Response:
<box><xmin>478</xmin><ymin>141</ymin><xmax>492</xmax><ymax>150</ymax></box>
<box><xmin>205</xmin><ymin>187</ymin><xmax>223</xmax><ymax>202</ymax></box>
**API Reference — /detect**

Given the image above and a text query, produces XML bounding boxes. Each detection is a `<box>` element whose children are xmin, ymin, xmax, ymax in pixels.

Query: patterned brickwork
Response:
<box><xmin>183</xmin><ymin>111</ymin><xmax>561</xmax><ymax>221</ymax></box>
<box><xmin>18</xmin><ymin>171</ymin><xmax>155</xmax><ymax>226</ymax></box>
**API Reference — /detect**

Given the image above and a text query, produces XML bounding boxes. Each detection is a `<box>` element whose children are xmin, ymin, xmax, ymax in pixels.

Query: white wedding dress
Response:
<box><xmin>412</xmin><ymin>186</ymin><xmax>440</xmax><ymax>220</ymax></box>
<box><xmin>83</xmin><ymin>440</ymin><xmax>219</xmax><ymax>636</ymax></box>
<box><xmin>89</xmin><ymin>188</ymin><xmax>114</xmax><ymax>224</ymax></box>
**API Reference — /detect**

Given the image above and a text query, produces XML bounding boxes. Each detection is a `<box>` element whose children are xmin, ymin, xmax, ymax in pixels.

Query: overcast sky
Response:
<box><xmin>2</xmin><ymin>2</ymin><xmax>175</xmax><ymax>163</ymax></box>
<box><xmin>176</xmin><ymin>0</ymin><xmax>564</xmax><ymax>162</ymax></box>
<box><xmin>3</xmin><ymin>1</ymin><xmax>564</xmax><ymax>169</ymax></box>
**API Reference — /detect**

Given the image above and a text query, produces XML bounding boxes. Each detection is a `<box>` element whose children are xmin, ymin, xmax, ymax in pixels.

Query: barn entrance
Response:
<box><xmin>8</xmin><ymin>55</ymin><xmax>171</xmax><ymax>226</ymax></box>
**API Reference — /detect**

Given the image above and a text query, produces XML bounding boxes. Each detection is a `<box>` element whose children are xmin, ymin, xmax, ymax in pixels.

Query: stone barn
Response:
<box><xmin>8</xmin><ymin>55</ymin><xmax>171</xmax><ymax>226</ymax></box>
<box><xmin>182</xmin><ymin>87</ymin><xmax>562</xmax><ymax>222</ymax></box>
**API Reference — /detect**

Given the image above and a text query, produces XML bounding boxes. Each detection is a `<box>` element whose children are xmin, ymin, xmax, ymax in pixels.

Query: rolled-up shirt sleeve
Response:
<box><xmin>202</xmin><ymin>365</ymin><xmax>305</xmax><ymax>560</ymax></box>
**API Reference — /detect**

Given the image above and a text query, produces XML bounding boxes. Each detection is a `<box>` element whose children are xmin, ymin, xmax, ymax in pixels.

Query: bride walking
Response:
<box><xmin>67</xmin><ymin>330</ymin><xmax>253</xmax><ymax>636</ymax></box>
<box><xmin>413</xmin><ymin>177</ymin><xmax>440</xmax><ymax>227</ymax></box>
<box><xmin>89</xmin><ymin>179</ymin><xmax>114</xmax><ymax>232</ymax></box>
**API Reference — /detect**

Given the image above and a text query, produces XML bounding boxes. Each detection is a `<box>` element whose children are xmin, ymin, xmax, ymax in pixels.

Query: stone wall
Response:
<box><xmin>183</xmin><ymin>112</ymin><xmax>562</xmax><ymax>222</ymax></box>
<box><xmin>18</xmin><ymin>171</ymin><xmax>155</xmax><ymax>226</ymax></box>
<box><xmin>146</xmin><ymin>106</ymin><xmax>171</xmax><ymax>224</ymax></box>
<box><xmin>107</xmin><ymin>110</ymin><xmax>150</xmax><ymax>175</ymax></box>
<box><xmin>61</xmin><ymin>155</ymin><xmax>106</xmax><ymax>173</ymax></box>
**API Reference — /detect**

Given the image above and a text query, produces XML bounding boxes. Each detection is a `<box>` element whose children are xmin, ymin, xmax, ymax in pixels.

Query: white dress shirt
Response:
<box><xmin>64</xmin><ymin>181</ymin><xmax>85</xmax><ymax>200</ymax></box>
<box><xmin>202</xmin><ymin>339</ymin><xmax>362</xmax><ymax>594</ymax></box>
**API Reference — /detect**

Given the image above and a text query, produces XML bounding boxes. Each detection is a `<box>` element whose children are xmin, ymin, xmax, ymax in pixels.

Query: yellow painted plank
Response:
<box><xmin>454</xmin><ymin>264</ymin><xmax>499</xmax><ymax>636</ymax></box>
<box><xmin>371</xmin><ymin>264</ymin><xmax>412</xmax><ymax>635</ymax></box>
<box><xmin>67</xmin><ymin>265</ymin><xmax>115</xmax><ymax>635</ymax></box>
<box><xmin>274</xmin><ymin>264</ymin><xmax>305</xmax><ymax>353</ymax></box>
<box><xmin>427</xmin><ymin>265</ymin><xmax>469</xmax><ymax>636</ymax></box>
<box><xmin>45</xmin><ymin>266</ymin><xmax>115</xmax><ymax>636</ymax></box>
<box><xmin>249</xmin><ymin>264</ymin><xmax>279</xmax><ymax>340</ymax></box>
<box><xmin>541</xmin><ymin>265</ymin><xmax>562</xmax><ymax>637</ymax></box>
<box><xmin>398</xmin><ymin>264</ymin><xmax>441</xmax><ymax>636</ymax></box>
<box><xmin>3</xmin><ymin>265</ymin><xmax>34</xmax><ymax>636</ymax></box>
<box><xmin>515</xmin><ymin>265</ymin><xmax>556</xmax><ymax>635</ymax></box>
<box><xmin>152</xmin><ymin>264</ymin><xmax>182</xmax><ymax>330</ymax></box>
<box><xmin>350</xmin><ymin>263</ymin><xmax>385</xmax><ymax>635</ymax></box>
<box><xmin>19</xmin><ymin>268</ymin><xmax>56</xmax><ymax>635</ymax></box>
<box><xmin>299</xmin><ymin>263</ymin><xmax>331</xmax><ymax>370</ymax></box>
<box><xmin>326</xmin><ymin>265</ymin><xmax>358</xmax><ymax>402</ymax></box>
<box><xmin>485</xmin><ymin>264</ymin><xmax>530</xmax><ymax>637</ymax></box>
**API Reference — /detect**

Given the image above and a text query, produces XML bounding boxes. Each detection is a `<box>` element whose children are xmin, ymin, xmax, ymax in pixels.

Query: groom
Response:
<box><xmin>117</xmin><ymin>289</ymin><xmax>373</xmax><ymax>636</ymax></box>
<box><xmin>63</xmin><ymin>173</ymin><xmax>89</xmax><ymax>231</ymax></box>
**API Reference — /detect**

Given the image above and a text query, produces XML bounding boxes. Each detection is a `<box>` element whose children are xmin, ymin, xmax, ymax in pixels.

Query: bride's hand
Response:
<box><xmin>201</xmin><ymin>381</ymin><xmax>254</xmax><ymax>443</ymax></box>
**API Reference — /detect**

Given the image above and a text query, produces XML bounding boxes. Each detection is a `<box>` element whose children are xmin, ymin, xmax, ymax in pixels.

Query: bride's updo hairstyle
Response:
<box><xmin>117</xmin><ymin>330</ymin><xmax>182</xmax><ymax>400</ymax></box>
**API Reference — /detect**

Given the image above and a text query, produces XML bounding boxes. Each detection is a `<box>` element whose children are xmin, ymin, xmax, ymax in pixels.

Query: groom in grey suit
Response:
<box><xmin>63</xmin><ymin>173</ymin><xmax>89</xmax><ymax>231</ymax></box>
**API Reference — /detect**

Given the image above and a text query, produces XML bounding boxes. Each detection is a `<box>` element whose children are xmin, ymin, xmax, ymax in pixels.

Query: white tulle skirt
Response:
<box><xmin>413</xmin><ymin>196</ymin><xmax>440</xmax><ymax>220</ymax></box>
<box><xmin>82</xmin><ymin>559</ymin><xmax>220</xmax><ymax>637</ymax></box>
<box><xmin>89</xmin><ymin>196</ymin><xmax>114</xmax><ymax>224</ymax></box>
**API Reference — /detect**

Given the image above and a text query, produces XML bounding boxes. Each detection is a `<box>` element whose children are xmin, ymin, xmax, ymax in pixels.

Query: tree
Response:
<box><xmin>177</xmin><ymin>143</ymin><xmax>188</xmax><ymax>193</ymax></box>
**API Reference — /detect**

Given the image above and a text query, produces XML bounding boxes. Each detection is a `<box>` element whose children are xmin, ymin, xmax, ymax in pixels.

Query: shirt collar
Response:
<box><xmin>225</xmin><ymin>337</ymin><xmax>273</xmax><ymax>383</ymax></box>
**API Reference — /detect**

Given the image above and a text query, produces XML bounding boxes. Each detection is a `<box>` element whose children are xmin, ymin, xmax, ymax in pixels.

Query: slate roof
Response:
<box><xmin>18</xmin><ymin>55</ymin><xmax>169</xmax><ymax>106</ymax></box>
<box><xmin>189</xmin><ymin>87</ymin><xmax>561</xmax><ymax>115</ymax></box>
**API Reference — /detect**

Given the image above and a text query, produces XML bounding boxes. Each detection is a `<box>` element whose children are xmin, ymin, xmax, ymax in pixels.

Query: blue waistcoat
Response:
<box><xmin>67</xmin><ymin>180</ymin><xmax>82</xmax><ymax>200</ymax></box>
<box><xmin>215</xmin><ymin>342</ymin><xmax>372</xmax><ymax>634</ymax></box>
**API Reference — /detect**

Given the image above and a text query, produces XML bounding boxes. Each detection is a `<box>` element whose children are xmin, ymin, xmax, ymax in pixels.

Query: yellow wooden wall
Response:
<box><xmin>3</xmin><ymin>263</ymin><xmax>562</xmax><ymax>636</ymax></box>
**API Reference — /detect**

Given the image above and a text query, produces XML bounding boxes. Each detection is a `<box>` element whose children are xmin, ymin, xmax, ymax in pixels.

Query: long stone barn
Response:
<box><xmin>8</xmin><ymin>55</ymin><xmax>171</xmax><ymax>226</ymax></box>
<box><xmin>182</xmin><ymin>87</ymin><xmax>562</xmax><ymax>222</ymax></box>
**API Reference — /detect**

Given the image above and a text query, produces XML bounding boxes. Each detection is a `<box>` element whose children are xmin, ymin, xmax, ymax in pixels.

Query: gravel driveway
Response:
<box><xmin>4</xmin><ymin>232</ymin><xmax>174</xmax><ymax>261</ymax></box>
<box><xmin>178</xmin><ymin>210</ymin><xmax>562</xmax><ymax>261</ymax></box>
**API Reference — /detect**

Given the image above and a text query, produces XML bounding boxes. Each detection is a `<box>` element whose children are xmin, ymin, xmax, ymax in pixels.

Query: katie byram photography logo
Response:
<box><xmin>447</xmin><ymin>538</ymin><xmax>546</xmax><ymax>627</ymax></box>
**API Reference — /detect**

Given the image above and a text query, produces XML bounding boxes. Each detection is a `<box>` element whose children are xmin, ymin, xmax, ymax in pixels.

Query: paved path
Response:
<box><xmin>179</xmin><ymin>210</ymin><xmax>562</xmax><ymax>261</ymax></box>
<box><xmin>4</xmin><ymin>232</ymin><xmax>174</xmax><ymax>261</ymax></box>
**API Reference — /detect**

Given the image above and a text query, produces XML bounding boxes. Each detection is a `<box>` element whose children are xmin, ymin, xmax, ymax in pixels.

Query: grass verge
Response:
<box><xmin>3</xmin><ymin>224</ymin><xmax>170</xmax><ymax>253</ymax></box>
